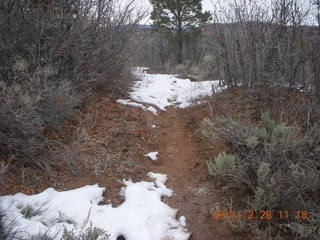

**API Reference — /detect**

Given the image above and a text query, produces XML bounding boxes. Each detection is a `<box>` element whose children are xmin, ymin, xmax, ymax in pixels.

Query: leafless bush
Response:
<box><xmin>0</xmin><ymin>0</ymin><xmax>143</xmax><ymax>173</ymax></box>
<box><xmin>36</xmin><ymin>84</ymin><xmax>79</xmax><ymax>129</ymax></box>
<box><xmin>207</xmin><ymin>0</ymin><xmax>314</xmax><ymax>88</ymax></box>
<box><xmin>0</xmin><ymin>160</ymin><xmax>11</xmax><ymax>185</ymax></box>
<box><xmin>136</xmin><ymin>0</ymin><xmax>320</xmax><ymax>95</ymax></box>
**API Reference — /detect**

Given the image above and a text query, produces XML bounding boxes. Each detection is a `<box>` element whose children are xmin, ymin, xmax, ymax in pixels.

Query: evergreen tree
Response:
<box><xmin>149</xmin><ymin>0</ymin><xmax>211</xmax><ymax>64</ymax></box>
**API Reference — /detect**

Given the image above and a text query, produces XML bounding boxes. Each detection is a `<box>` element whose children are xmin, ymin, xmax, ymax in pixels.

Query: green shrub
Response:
<box><xmin>261</xmin><ymin>112</ymin><xmax>276</xmax><ymax>133</ymax></box>
<box><xmin>62</xmin><ymin>226</ymin><xmax>110</xmax><ymax>240</ymax></box>
<box><xmin>206</xmin><ymin>152</ymin><xmax>235</xmax><ymax>176</ymax></box>
<box><xmin>203</xmin><ymin>113</ymin><xmax>320</xmax><ymax>239</ymax></box>
<box><xmin>17</xmin><ymin>202</ymin><xmax>47</xmax><ymax>219</ymax></box>
<box><xmin>245</xmin><ymin>136</ymin><xmax>259</xmax><ymax>149</ymax></box>
<box><xmin>200</xmin><ymin>118</ymin><xmax>216</xmax><ymax>140</ymax></box>
<box><xmin>255</xmin><ymin>127</ymin><xmax>268</xmax><ymax>141</ymax></box>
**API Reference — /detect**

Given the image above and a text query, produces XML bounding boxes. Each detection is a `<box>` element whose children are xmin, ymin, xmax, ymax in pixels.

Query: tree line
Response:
<box><xmin>137</xmin><ymin>0</ymin><xmax>320</xmax><ymax>98</ymax></box>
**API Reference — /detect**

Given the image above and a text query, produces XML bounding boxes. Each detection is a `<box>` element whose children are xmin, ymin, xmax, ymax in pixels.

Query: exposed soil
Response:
<box><xmin>61</xmin><ymin>87</ymin><xmax>317</xmax><ymax>240</ymax></box>
<box><xmin>64</xmin><ymin>99</ymin><xmax>239</xmax><ymax>240</ymax></box>
<box><xmin>2</xmin><ymin>86</ymin><xmax>319</xmax><ymax>239</ymax></box>
<box><xmin>0</xmin><ymin>93</ymin><xmax>245</xmax><ymax>239</ymax></box>
<box><xmin>149</xmin><ymin>107</ymin><xmax>237</xmax><ymax>240</ymax></box>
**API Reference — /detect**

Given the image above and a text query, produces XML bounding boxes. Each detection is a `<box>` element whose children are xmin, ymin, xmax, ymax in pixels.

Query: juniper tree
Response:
<box><xmin>149</xmin><ymin>0</ymin><xmax>211</xmax><ymax>64</ymax></box>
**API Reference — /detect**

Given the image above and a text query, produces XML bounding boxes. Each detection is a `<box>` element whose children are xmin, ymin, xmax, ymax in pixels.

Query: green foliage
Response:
<box><xmin>150</xmin><ymin>0</ymin><xmax>211</xmax><ymax>30</ymax></box>
<box><xmin>255</xmin><ymin>127</ymin><xmax>268</xmax><ymax>140</ymax></box>
<box><xmin>245</xmin><ymin>136</ymin><xmax>259</xmax><ymax>149</ymax></box>
<box><xmin>193</xmin><ymin>186</ymin><xmax>212</xmax><ymax>197</ymax></box>
<box><xmin>12</xmin><ymin>58</ymin><xmax>29</xmax><ymax>72</ymax></box>
<box><xmin>203</xmin><ymin>113</ymin><xmax>320</xmax><ymax>239</ymax></box>
<box><xmin>256</xmin><ymin>162</ymin><xmax>270</xmax><ymax>183</ymax></box>
<box><xmin>149</xmin><ymin>0</ymin><xmax>211</xmax><ymax>63</ymax></box>
<box><xmin>261</xmin><ymin>112</ymin><xmax>276</xmax><ymax>133</ymax></box>
<box><xmin>201</xmin><ymin>117</ymin><xmax>255</xmax><ymax>150</ymax></box>
<box><xmin>62</xmin><ymin>226</ymin><xmax>110</xmax><ymax>240</ymax></box>
<box><xmin>252</xmin><ymin>186</ymin><xmax>274</xmax><ymax>210</ymax></box>
<box><xmin>200</xmin><ymin>118</ymin><xmax>216</xmax><ymax>140</ymax></box>
<box><xmin>20</xmin><ymin>205</ymin><xmax>37</xmax><ymax>219</ymax></box>
<box><xmin>206</xmin><ymin>152</ymin><xmax>235</xmax><ymax>176</ymax></box>
<box><xmin>272</xmin><ymin>123</ymin><xmax>295</xmax><ymax>138</ymax></box>
<box><xmin>17</xmin><ymin>203</ymin><xmax>47</xmax><ymax>219</ymax></box>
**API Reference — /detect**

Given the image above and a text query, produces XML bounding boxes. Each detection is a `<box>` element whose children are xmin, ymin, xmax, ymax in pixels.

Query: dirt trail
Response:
<box><xmin>151</xmin><ymin>108</ymin><xmax>234</xmax><ymax>240</ymax></box>
<box><xmin>56</xmin><ymin>99</ymin><xmax>236</xmax><ymax>239</ymax></box>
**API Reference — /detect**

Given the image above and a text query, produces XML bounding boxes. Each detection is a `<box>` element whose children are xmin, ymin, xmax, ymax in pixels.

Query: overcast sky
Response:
<box><xmin>122</xmin><ymin>0</ymin><xmax>214</xmax><ymax>24</ymax></box>
<box><xmin>122</xmin><ymin>0</ymin><xmax>315</xmax><ymax>25</ymax></box>
<box><xmin>129</xmin><ymin>0</ymin><xmax>214</xmax><ymax>11</ymax></box>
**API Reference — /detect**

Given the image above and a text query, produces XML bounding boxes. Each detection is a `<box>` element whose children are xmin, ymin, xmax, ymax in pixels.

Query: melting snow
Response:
<box><xmin>145</xmin><ymin>152</ymin><xmax>159</xmax><ymax>161</ymax></box>
<box><xmin>116</xmin><ymin>99</ymin><xmax>158</xmax><ymax>115</ymax></box>
<box><xmin>130</xmin><ymin>67</ymin><xmax>224</xmax><ymax>110</ymax></box>
<box><xmin>0</xmin><ymin>173</ymin><xmax>190</xmax><ymax>240</ymax></box>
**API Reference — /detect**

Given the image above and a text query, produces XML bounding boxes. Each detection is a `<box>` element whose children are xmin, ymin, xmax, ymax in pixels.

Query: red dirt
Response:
<box><xmin>1</xmin><ymin>95</ymin><xmax>243</xmax><ymax>239</ymax></box>
<box><xmin>63</xmin><ymin>100</ymin><xmax>242</xmax><ymax>239</ymax></box>
<box><xmin>149</xmin><ymin>107</ymin><xmax>236</xmax><ymax>240</ymax></box>
<box><xmin>59</xmin><ymin>88</ymin><xmax>317</xmax><ymax>240</ymax></box>
<box><xmin>2</xmin><ymin>87</ymin><xmax>318</xmax><ymax>239</ymax></box>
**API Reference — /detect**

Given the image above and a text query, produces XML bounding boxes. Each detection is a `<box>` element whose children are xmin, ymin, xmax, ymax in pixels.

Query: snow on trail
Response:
<box><xmin>116</xmin><ymin>99</ymin><xmax>158</xmax><ymax>115</ymax></box>
<box><xmin>145</xmin><ymin>152</ymin><xmax>159</xmax><ymax>161</ymax></box>
<box><xmin>1</xmin><ymin>66</ymin><xmax>223</xmax><ymax>239</ymax></box>
<box><xmin>130</xmin><ymin>67</ymin><xmax>224</xmax><ymax>110</ymax></box>
<box><xmin>0</xmin><ymin>173</ymin><xmax>190</xmax><ymax>240</ymax></box>
<box><xmin>117</xmin><ymin>67</ymin><xmax>224</xmax><ymax>113</ymax></box>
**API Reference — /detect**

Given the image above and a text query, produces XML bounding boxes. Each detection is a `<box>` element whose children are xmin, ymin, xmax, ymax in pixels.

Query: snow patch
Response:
<box><xmin>0</xmin><ymin>173</ymin><xmax>190</xmax><ymax>240</ymax></box>
<box><xmin>130</xmin><ymin>67</ymin><xmax>225</xmax><ymax>110</ymax></box>
<box><xmin>116</xmin><ymin>99</ymin><xmax>158</xmax><ymax>115</ymax></box>
<box><xmin>179</xmin><ymin>216</ymin><xmax>187</xmax><ymax>227</ymax></box>
<box><xmin>145</xmin><ymin>152</ymin><xmax>158</xmax><ymax>161</ymax></box>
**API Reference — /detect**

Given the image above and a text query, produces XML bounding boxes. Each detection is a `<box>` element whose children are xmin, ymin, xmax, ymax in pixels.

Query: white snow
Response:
<box><xmin>130</xmin><ymin>67</ymin><xmax>224</xmax><ymax>110</ymax></box>
<box><xmin>0</xmin><ymin>173</ymin><xmax>190</xmax><ymax>240</ymax></box>
<box><xmin>179</xmin><ymin>216</ymin><xmax>187</xmax><ymax>227</ymax></box>
<box><xmin>145</xmin><ymin>152</ymin><xmax>158</xmax><ymax>161</ymax></box>
<box><xmin>116</xmin><ymin>99</ymin><xmax>158</xmax><ymax>115</ymax></box>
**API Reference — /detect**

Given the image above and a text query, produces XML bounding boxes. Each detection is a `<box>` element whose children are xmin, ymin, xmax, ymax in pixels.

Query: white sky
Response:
<box><xmin>122</xmin><ymin>0</ymin><xmax>316</xmax><ymax>25</ymax></box>
<box><xmin>130</xmin><ymin>0</ymin><xmax>213</xmax><ymax>11</ymax></box>
<box><xmin>122</xmin><ymin>0</ymin><xmax>214</xmax><ymax>24</ymax></box>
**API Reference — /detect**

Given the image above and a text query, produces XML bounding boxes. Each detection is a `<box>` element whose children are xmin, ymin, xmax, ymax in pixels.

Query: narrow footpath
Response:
<box><xmin>151</xmin><ymin>108</ymin><xmax>235</xmax><ymax>240</ymax></box>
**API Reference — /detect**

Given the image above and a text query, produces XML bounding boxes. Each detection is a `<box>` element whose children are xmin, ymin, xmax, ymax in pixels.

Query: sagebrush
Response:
<box><xmin>0</xmin><ymin>0</ymin><xmax>143</xmax><ymax>176</ymax></box>
<box><xmin>203</xmin><ymin>113</ymin><xmax>320</xmax><ymax>239</ymax></box>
